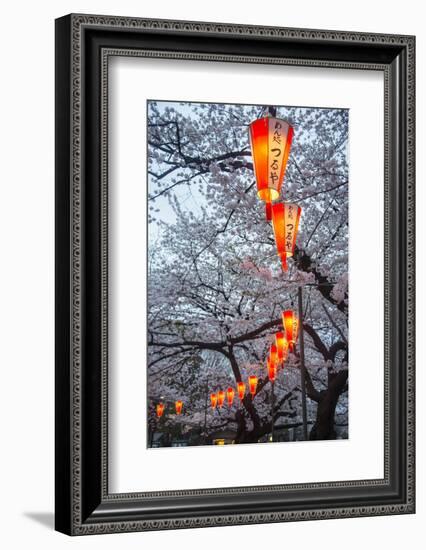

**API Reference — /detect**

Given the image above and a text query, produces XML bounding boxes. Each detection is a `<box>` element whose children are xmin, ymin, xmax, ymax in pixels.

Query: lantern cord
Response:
<box><xmin>304</xmin><ymin>287</ymin><xmax>312</xmax><ymax>320</ymax></box>
<box><xmin>265</xmin><ymin>105</ymin><xmax>277</xmax><ymax>117</ymax></box>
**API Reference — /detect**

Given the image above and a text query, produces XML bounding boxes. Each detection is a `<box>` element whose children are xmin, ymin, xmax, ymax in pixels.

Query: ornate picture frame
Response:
<box><xmin>55</xmin><ymin>14</ymin><xmax>415</xmax><ymax>535</ymax></box>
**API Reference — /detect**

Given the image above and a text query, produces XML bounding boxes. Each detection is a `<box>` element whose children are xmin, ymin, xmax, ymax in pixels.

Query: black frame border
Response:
<box><xmin>55</xmin><ymin>14</ymin><xmax>415</xmax><ymax>535</ymax></box>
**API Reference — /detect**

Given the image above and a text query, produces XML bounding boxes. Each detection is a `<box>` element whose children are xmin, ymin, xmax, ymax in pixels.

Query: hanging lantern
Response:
<box><xmin>269</xmin><ymin>343</ymin><xmax>279</xmax><ymax>366</ymax></box>
<box><xmin>248</xmin><ymin>116</ymin><xmax>294</xmax><ymax>220</ymax></box>
<box><xmin>267</xmin><ymin>359</ymin><xmax>276</xmax><ymax>382</ymax></box>
<box><xmin>156</xmin><ymin>403</ymin><xmax>165</xmax><ymax>418</ymax></box>
<box><xmin>275</xmin><ymin>332</ymin><xmax>289</xmax><ymax>364</ymax></box>
<box><xmin>175</xmin><ymin>400</ymin><xmax>183</xmax><ymax>415</ymax></box>
<box><xmin>271</xmin><ymin>202</ymin><xmax>302</xmax><ymax>271</ymax></box>
<box><xmin>210</xmin><ymin>393</ymin><xmax>217</xmax><ymax>409</ymax></box>
<box><xmin>248</xmin><ymin>375</ymin><xmax>258</xmax><ymax>397</ymax></box>
<box><xmin>282</xmin><ymin>310</ymin><xmax>299</xmax><ymax>351</ymax></box>
<box><xmin>237</xmin><ymin>381</ymin><xmax>246</xmax><ymax>400</ymax></box>
<box><xmin>217</xmin><ymin>390</ymin><xmax>225</xmax><ymax>408</ymax></box>
<box><xmin>226</xmin><ymin>387</ymin><xmax>235</xmax><ymax>406</ymax></box>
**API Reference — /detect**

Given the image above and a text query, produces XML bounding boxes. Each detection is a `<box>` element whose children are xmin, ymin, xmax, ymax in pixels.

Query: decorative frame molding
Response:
<box><xmin>55</xmin><ymin>14</ymin><xmax>415</xmax><ymax>535</ymax></box>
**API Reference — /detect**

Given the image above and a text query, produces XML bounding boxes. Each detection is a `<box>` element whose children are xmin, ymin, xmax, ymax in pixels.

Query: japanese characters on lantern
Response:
<box><xmin>210</xmin><ymin>393</ymin><xmax>217</xmax><ymax>409</ymax></box>
<box><xmin>282</xmin><ymin>310</ymin><xmax>299</xmax><ymax>351</ymax></box>
<box><xmin>248</xmin><ymin>116</ymin><xmax>294</xmax><ymax>220</ymax></box>
<box><xmin>237</xmin><ymin>381</ymin><xmax>246</xmax><ymax>400</ymax></box>
<box><xmin>275</xmin><ymin>331</ymin><xmax>289</xmax><ymax>364</ymax></box>
<box><xmin>217</xmin><ymin>390</ymin><xmax>225</xmax><ymax>408</ymax></box>
<box><xmin>156</xmin><ymin>403</ymin><xmax>165</xmax><ymax>418</ymax></box>
<box><xmin>248</xmin><ymin>375</ymin><xmax>258</xmax><ymax>397</ymax></box>
<box><xmin>175</xmin><ymin>400</ymin><xmax>183</xmax><ymax>415</ymax></box>
<box><xmin>271</xmin><ymin>202</ymin><xmax>302</xmax><ymax>271</ymax></box>
<box><xmin>226</xmin><ymin>387</ymin><xmax>235</xmax><ymax>406</ymax></box>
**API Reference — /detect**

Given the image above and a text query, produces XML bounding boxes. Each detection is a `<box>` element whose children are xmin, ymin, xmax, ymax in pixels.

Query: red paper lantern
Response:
<box><xmin>210</xmin><ymin>393</ymin><xmax>217</xmax><ymax>409</ymax></box>
<box><xmin>269</xmin><ymin>343</ymin><xmax>279</xmax><ymax>366</ymax></box>
<box><xmin>217</xmin><ymin>390</ymin><xmax>225</xmax><ymax>408</ymax></box>
<box><xmin>248</xmin><ymin>375</ymin><xmax>258</xmax><ymax>397</ymax></box>
<box><xmin>248</xmin><ymin>116</ymin><xmax>294</xmax><ymax>220</ymax></box>
<box><xmin>267</xmin><ymin>359</ymin><xmax>276</xmax><ymax>382</ymax></box>
<box><xmin>226</xmin><ymin>387</ymin><xmax>235</xmax><ymax>406</ymax></box>
<box><xmin>175</xmin><ymin>400</ymin><xmax>183</xmax><ymax>415</ymax></box>
<box><xmin>237</xmin><ymin>381</ymin><xmax>246</xmax><ymax>400</ymax></box>
<box><xmin>275</xmin><ymin>332</ymin><xmax>289</xmax><ymax>364</ymax></box>
<box><xmin>282</xmin><ymin>310</ymin><xmax>299</xmax><ymax>351</ymax></box>
<box><xmin>271</xmin><ymin>202</ymin><xmax>302</xmax><ymax>271</ymax></box>
<box><xmin>156</xmin><ymin>403</ymin><xmax>164</xmax><ymax>418</ymax></box>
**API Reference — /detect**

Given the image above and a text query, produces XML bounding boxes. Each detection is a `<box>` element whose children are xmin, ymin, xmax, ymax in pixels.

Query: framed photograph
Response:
<box><xmin>55</xmin><ymin>14</ymin><xmax>415</xmax><ymax>535</ymax></box>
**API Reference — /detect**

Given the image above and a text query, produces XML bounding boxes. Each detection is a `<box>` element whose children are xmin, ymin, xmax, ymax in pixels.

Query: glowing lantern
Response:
<box><xmin>156</xmin><ymin>403</ymin><xmax>164</xmax><ymax>418</ymax></box>
<box><xmin>175</xmin><ymin>400</ymin><xmax>183</xmax><ymax>415</ymax></box>
<box><xmin>226</xmin><ymin>387</ymin><xmax>235</xmax><ymax>406</ymax></box>
<box><xmin>275</xmin><ymin>332</ymin><xmax>289</xmax><ymax>364</ymax></box>
<box><xmin>210</xmin><ymin>393</ymin><xmax>217</xmax><ymax>409</ymax></box>
<box><xmin>248</xmin><ymin>375</ymin><xmax>258</xmax><ymax>397</ymax></box>
<box><xmin>269</xmin><ymin>344</ymin><xmax>279</xmax><ymax>366</ymax></box>
<box><xmin>267</xmin><ymin>359</ymin><xmax>276</xmax><ymax>382</ymax></box>
<box><xmin>237</xmin><ymin>381</ymin><xmax>246</xmax><ymax>400</ymax></box>
<box><xmin>282</xmin><ymin>310</ymin><xmax>299</xmax><ymax>351</ymax></box>
<box><xmin>217</xmin><ymin>390</ymin><xmax>225</xmax><ymax>408</ymax></box>
<box><xmin>271</xmin><ymin>202</ymin><xmax>302</xmax><ymax>271</ymax></box>
<box><xmin>248</xmin><ymin>116</ymin><xmax>294</xmax><ymax>220</ymax></box>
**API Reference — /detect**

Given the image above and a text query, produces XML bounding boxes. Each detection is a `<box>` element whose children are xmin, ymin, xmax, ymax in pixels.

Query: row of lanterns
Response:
<box><xmin>248</xmin><ymin>113</ymin><xmax>301</xmax><ymax>424</ymax></box>
<box><xmin>210</xmin><ymin>377</ymin><xmax>258</xmax><ymax>410</ymax></box>
<box><xmin>204</xmin><ymin>115</ymin><xmax>301</xmax><ymax>429</ymax></box>
<box><xmin>248</xmin><ymin>113</ymin><xmax>301</xmax><ymax>271</ymax></box>
<box><xmin>154</xmin><ymin>311</ymin><xmax>300</xmax><ymax>417</ymax></box>
<box><xmin>156</xmin><ymin>400</ymin><xmax>183</xmax><ymax>418</ymax></box>
<box><xmin>267</xmin><ymin>310</ymin><xmax>299</xmax><ymax>381</ymax></box>
<box><xmin>154</xmin><ymin>111</ymin><xmax>301</xmax><ymax>426</ymax></box>
<box><xmin>206</xmin><ymin>113</ymin><xmax>301</xmax><ymax>417</ymax></box>
<box><xmin>209</xmin><ymin>309</ymin><xmax>300</xmax><ymax>408</ymax></box>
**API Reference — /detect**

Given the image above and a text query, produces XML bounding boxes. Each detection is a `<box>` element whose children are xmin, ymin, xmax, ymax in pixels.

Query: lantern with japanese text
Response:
<box><xmin>248</xmin><ymin>375</ymin><xmax>258</xmax><ymax>397</ymax></box>
<box><xmin>226</xmin><ymin>387</ymin><xmax>235</xmax><ymax>406</ymax></box>
<box><xmin>271</xmin><ymin>202</ymin><xmax>302</xmax><ymax>271</ymax></box>
<box><xmin>175</xmin><ymin>400</ymin><xmax>183</xmax><ymax>415</ymax></box>
<box><xmin>248</xmin><ymin>116</ymin><xmax>294</xmax><ymax>220</ymax></box>
<box><xmin>275</xmin><ymin>331</ymin><xmax>289</xmax><ymax>364</ymax></box>
<box><xmin>156</xmin><ymin>403</ymin><xmax>165</xmax><ymax>418</ymax></box>
<box><xmin>217</xmin><ymin>390</ymin><xmax>225</xmax><ymax>408</ymax></box>
<box><xmin>210</xmin><ymin>393</ymin><xmax>217</xmax><ymax>409</ymax></box>
<box><xmin>282</xmin><ymin>310</ymin><xmax>299</xmax><ymax>351</ymax></box>
<box><xmin>237</xmin><ymin>381</ymin><xmax>246</xmax><ymax>400</ymax></box>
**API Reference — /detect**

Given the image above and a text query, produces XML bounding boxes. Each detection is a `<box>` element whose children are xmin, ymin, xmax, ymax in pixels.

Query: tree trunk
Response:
<box><xmin>309</xmin><ymin>369</ymin><xmax>348</xmax><ymax>440</ymax></box>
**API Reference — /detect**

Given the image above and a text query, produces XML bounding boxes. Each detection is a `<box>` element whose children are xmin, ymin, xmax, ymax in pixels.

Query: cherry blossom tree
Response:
<box><xmin>147</xmin><ymin>100</ymin><xmax>349</xmax><ymax>445</ymax></box>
